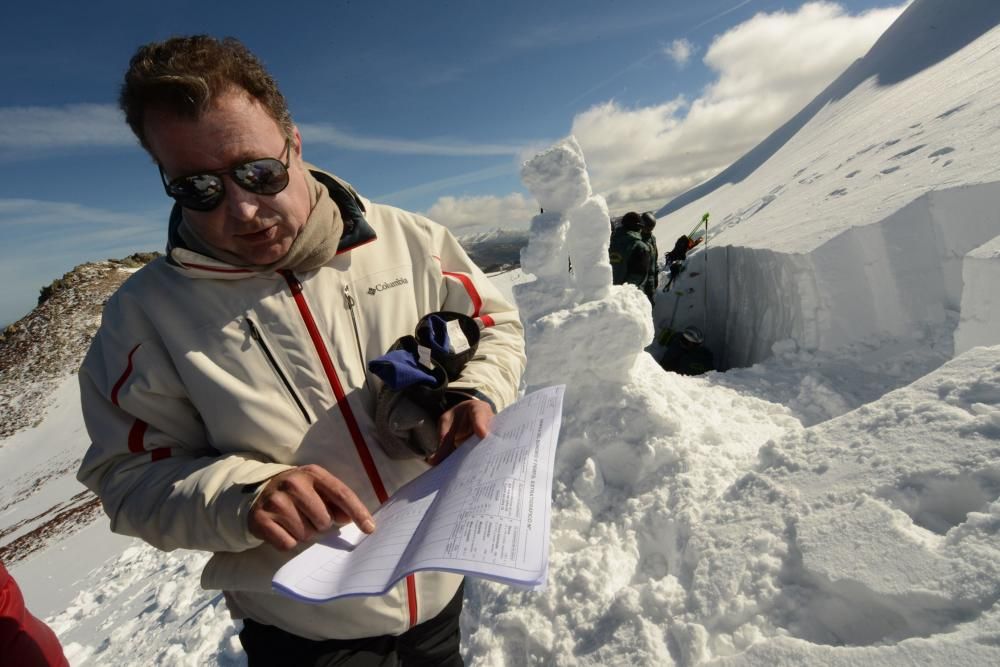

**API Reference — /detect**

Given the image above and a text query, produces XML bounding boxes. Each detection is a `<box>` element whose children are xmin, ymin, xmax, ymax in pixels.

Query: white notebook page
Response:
<box><xmin>273</xmin><ymin>385</ymin><xmax>565</xmax><ymax>603</ymax></box>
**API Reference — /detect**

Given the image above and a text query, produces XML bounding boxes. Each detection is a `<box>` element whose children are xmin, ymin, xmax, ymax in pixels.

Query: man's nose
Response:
<box><xmin>224</xmin><ymin>178</ymin><xmax>260</xmax><ymax>221</ymax></box>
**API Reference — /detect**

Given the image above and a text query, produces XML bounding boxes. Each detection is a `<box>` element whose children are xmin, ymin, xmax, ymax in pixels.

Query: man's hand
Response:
<box><xmin>249</xmin><ymin>464</ymin><xmax>375</xmax><ymax>551</ymax></box>
<box><xmin>428</xmin><ymin>399</ymin><xmax>494</xmax><ymax>466</ymax></box>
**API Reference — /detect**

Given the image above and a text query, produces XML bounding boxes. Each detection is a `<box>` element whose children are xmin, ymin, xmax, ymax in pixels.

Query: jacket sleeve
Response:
<box><xmin>76</xmin><ymin>294</ymin><xmax>292</xmax><ymax>553</ymax></box>
<box><xmin>425</xmin><ymin>222</ymin><xmax>526</xmax><ymax>412</ymax></box>
<box><xmin>628</xmin><ymin>243</ymin><xmax>651</xmax><ymax>280</ymax></box>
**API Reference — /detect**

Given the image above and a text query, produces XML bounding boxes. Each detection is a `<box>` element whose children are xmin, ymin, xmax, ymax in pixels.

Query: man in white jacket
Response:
<box><xmin>77</xmin><ymin>35</ymin><xmax>525</xmax><ymax>666</ymax></box>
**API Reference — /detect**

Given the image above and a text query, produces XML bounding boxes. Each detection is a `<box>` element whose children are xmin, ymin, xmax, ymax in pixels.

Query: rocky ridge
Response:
<box><xmin>0</xmin><ymin>253</ymin><xmax>158</xmax><ymax>440</ymax></box>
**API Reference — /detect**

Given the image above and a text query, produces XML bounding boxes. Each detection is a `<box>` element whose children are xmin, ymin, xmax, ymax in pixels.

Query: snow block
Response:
<box><xmin>520</xmin><ymin>137</ymin><xmax>591</xmax><ymax>213</ymax></box>
<box><xmin>954</xmin><ymin>234</ymin><xmax>1000</xmax><ymax>354</ymax></box>
<box><xmin>521</xmin><ymin>286</ymin><xmax>653</xmax><ymax>388</ymax></box>
<box><xmin>565</xmin><ymin>196</ymin><xmax>612</xmax><ymax>302</ymax></box>
<box><xmin>519</xmin><ymin>211</ymin><xmax>570</xmax><ymax>283</ymax></box>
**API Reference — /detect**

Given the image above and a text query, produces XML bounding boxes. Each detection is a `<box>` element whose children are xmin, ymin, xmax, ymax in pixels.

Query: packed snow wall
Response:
<box><xmin>955</xmin><ymin>235</ymin><xmax>1000</xmax><ymax>354</ymax></box>
<box><xmin>683</xmin><ymin>182</ymin><xmax>1000</xmax><ymax>369</ymax></box>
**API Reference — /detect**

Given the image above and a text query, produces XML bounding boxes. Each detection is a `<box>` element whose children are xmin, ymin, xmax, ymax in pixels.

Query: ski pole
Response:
<box><xmin>703</xmin><ymin>214</ymin><xmax>709</xmax><ymax>334</ymax></box>
<box><xmin>687</xmin><ymin>212</ymin><xmax>709</xmax><ymax>239</ymax></box>
<box><xmin>665</xmin><ymin>290</ymin><xmax>682</xmax><ymax>339</ymax></box>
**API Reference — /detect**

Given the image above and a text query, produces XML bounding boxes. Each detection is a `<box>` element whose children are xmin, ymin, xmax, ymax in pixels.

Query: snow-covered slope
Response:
<box><xmin>0</xmin><ymin>259</ymin><xmax>148</xmax><ymax>572</ymax></box>
<box><xmin>656</xmin><ymin>0</ymin><xmax>1000</xmax><ymax>370</ymax></box>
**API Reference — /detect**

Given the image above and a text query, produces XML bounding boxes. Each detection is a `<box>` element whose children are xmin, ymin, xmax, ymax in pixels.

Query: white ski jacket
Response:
<box><xmin>77</xmin><ymin>169</ymin><xmax>525</xmax><ymax>640</ymax></box>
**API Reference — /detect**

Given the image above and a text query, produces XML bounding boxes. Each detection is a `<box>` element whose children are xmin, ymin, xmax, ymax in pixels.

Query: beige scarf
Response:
<box><xmin>177</xmin><ymin>170</ymin><xmax>343</xmax><ymax>273</ymax></box>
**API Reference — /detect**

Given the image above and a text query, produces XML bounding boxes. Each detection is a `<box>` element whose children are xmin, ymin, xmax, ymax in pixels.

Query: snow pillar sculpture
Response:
<box><xmin>515</xmin><ymin>137</ymin><xmax>654</xmax><ymax>388</ymax></box>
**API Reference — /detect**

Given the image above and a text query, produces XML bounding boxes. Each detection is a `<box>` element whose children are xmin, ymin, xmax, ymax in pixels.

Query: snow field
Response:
<box><xmin>689</xmin><ymin>348</ymin><xmax>1000</xmax><ymax>656</ymax></box>
<box><xmin>46</xmin><ymin>545</ymin><xmax>242</xmax><ymax>666</ymax></box>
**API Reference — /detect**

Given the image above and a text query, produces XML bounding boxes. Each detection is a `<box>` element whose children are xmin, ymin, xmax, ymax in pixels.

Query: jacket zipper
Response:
<box><xmin>343</xmin><ymin>285</ymin><xmax>368</xmax><ymax>374</ymax></box>
<box><xmin>280</xmin><ymin>270</ymin><xmax>419</xmax><ymax>627</ymax></box>
<box><xmin>246</xmin><ymin>317</ymin><xmax>313</xmax><ymax>425</ymax></box>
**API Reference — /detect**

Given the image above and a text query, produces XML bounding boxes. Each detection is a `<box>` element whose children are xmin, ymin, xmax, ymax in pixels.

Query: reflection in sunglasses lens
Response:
<box><xmin>163</xmin><ymin>140</ymin><xmax>290</xmax><ymax>211</ymax></box>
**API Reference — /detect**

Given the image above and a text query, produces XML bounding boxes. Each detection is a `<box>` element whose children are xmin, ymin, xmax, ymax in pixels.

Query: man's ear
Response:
<box><xmin>292</xmin><ymin>126</ymin><xmax>303</xmax><ymax>158</ymax></box>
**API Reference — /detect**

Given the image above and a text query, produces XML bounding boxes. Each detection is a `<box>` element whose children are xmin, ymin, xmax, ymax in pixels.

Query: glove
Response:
<box><xmin>369</xmin><ymin>312</ymin><xmax>481</xmax><ymax>460</ymax></box>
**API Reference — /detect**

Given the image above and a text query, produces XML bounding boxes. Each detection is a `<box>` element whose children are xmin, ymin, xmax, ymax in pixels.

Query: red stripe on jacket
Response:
<box><xmin>280</xmin><ymin>271</ymin><xmax>421</xmax><ymax>626</ymax></box>
<box><xmin>151</xmin><ymin>447</ymin><xmax>172</xmax><ymax>461</ymax></box>
<box><xmin>441</xmin><ymin>271</ymin><xmax>483</xmax><ymax>317</ymax></box>
<box><xmin>111</xmin><ymin>344</ymin><xmax>141</xmax><ymax>407</ymax></box>
<box><xmin>128</xmin><ymin>419</ymin><xmax>148</xmax><ymax>454</ymax></box>
<box><xmin>406</xmin><ymin>576</ymin><xmax>419</xmax><ymax>624</ymax></box>
<box><xmin>281</xmin><ymin>272</ymin><xmax>389</xmax><ymax>503</ymax></box>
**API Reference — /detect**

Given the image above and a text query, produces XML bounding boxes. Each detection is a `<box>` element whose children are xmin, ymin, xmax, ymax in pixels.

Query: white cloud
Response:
<box><xmin>299</xmin><ymin>123</ymin><xmax>525</xmax><ymax>157</ymax></box>
<box><xmin>569</xmin><ymin>1</ymin><xmax>908</xmax><ymax>214</ymax></box>
<box><xmin>0</xmin><ymin>104</ymin><xmax>133</xmax><ymax>151</ymax></box>
<box><xmin>423</xmin><ymin>192</ymin><xmax>537</xmax><ymax>235</ymax></box>
<box><xmin>375</xmin><ymin>163</ymin><xmax>521</xmax><ymax>203</ymax></box>
<box><xmin>665</xmin><ymin>39</ymin><xmax>694</xmax><ymax>67</ymax></box>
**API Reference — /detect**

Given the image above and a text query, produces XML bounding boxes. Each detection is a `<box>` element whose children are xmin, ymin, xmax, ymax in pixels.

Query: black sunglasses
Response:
<box><xmin>159</xmin><ymin>139</ymin><xmax>292</xmax><ymax>212</ymax></box>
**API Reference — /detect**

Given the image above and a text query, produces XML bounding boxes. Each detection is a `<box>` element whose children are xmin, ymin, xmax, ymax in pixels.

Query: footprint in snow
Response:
<box><xmin>928</xmin><ymin>147</ymin><xmax>955</xmax><ymax>158</ymax></box>
<box><xmin>936</xmin><ymin>103</ymin><xmax>969</xmax><ymax>120</ymax></box>
<box><xmin>846</xmin><ymin>170</ymin><xmax>861</xmax><ymax>178</ymax></box>
<box><xmin>881</xmin><ymin>166</ymin><xmax>901</xmax><ymax>175</ymax></box>
<box><xmin>891</xmin><ymin>144</ymin><xmax>927</xmax><ymax>159</ymax></box>
<box><xmin>828</xmin><ymin>188</ymin><xmax>848</xmax><ymax>197</ymax></box>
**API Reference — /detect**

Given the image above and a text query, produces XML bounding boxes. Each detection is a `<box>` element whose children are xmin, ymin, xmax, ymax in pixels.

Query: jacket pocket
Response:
<box><xmin>245</xmin><ymin>317</ymin><xmax>314</xmax><ymax>425</ymax></box>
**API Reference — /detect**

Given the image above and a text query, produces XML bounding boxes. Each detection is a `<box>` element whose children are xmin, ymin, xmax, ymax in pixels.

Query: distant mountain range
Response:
<box><xmin>457</xmin><ymin>228</ymin><xmax>529</xmax><ymax>273</ymax></box>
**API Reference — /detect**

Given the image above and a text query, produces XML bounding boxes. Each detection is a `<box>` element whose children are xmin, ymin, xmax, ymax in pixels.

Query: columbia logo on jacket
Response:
<box><xmin>367</xmin><ymin>277</ymin><xmax>409</xmax><ymax>295</ymax></box>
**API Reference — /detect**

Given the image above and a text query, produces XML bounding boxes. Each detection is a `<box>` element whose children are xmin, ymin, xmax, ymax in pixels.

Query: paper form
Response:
<box><xmin>272</xmin><ymin>385</ymin><xmax>565</xmax><ymax>603</ymax></box>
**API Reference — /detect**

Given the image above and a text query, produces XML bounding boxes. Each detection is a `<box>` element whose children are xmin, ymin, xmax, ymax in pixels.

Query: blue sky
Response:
<box><xmin>0</xmin><ymin>0</ymin><xmax>907</xmax><ymax>325</ymax></box>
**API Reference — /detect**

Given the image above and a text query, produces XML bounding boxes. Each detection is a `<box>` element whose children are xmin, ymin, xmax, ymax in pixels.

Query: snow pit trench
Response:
<box><xmin>658</xmin><ymin>182</ymin><xmax>1000</xmax><ymax>425</ymax></box>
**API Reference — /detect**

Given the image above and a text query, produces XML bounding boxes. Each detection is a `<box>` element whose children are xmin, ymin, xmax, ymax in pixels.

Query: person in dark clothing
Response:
<box><xmin>663</xmin><ymin>234</ymin><xmax>703</xmax><ymax>292</ymax></box>
<box><xmin>639</xmin><ymin>212</ymin><xmax>659</xmax><ymax>304</ymax></box>
<box><xmin>665</xmin><ymin>235</ymin><xmax>691</xmax><ymax>264</ymax></box>
<box><xmin>660</xmin><ymin>326</ymin><xmax>715</xmax><ymax>376</ymax></box>
<box><xmin>609</xmin><ymin>211</ymin><xmax>652</xmax><ymax>291</ymax></box>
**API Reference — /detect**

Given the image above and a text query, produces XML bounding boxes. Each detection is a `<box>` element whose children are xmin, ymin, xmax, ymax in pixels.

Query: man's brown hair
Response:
<box><xmin>120</xmin><ymin>35</ymin><xmax>294</xmax><ymax>154</ymax></box>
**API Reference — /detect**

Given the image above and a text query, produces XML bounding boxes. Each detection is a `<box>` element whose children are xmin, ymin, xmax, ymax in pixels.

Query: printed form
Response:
<box><xmin>272</xmin><ymin>385</ymin><xmax>566</xmax><ymax>603</ymax></box>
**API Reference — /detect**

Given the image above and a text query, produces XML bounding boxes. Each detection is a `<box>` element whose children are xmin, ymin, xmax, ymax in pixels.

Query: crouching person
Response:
<box><xmin>660</xmin><ymin>326</ymin><xmax>716</xmax><ymax>376</ymax></box>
